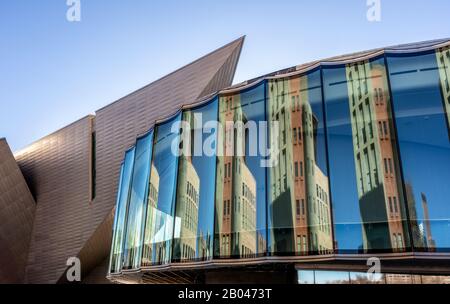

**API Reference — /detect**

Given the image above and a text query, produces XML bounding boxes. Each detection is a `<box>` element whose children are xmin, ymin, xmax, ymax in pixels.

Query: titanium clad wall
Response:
<box><xmin>14</xmin><ymin>116</ymin><xmax>94</xmax><ymax>284</ymax></box>
<box><xmin>0</xmin><ymin>139</ymin><xmax>36</xmax><ymax>283</ymax></box>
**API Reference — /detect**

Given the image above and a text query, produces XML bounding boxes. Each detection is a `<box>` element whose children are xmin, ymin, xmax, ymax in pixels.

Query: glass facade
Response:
<box><xmin>142</xmin><ymin>114</ymin><xmax>181</xmax><ymax>266</ymax></box>
<box><xmin>323</xmin><ymin>57</ymin><xmax>410</xmax><ymax>253</ymax></box>
<box><xmin>108</xmin><ymin>148</ymin><xmax>135</xmax><ymax>274</ymax></box>
<box><xmin>214</xmin><ymin>83</ymin><xmax>267</xmax><ymax>258</ymax></box>
<box><xmin>109</xmin><ymin>44</ymin><xmax>450</xmax><ymax>274</ymax></box>
<box><xmin>172</xmin><ymin>99</ymin><xmax>218</xmax><ymax>262</ymax></box>
<box><xmin>123</xmin><ymin>132</ymin><xmax>153</xmax><ymax>270</ymax></box>
<box><xmin>267</xmin><ymin>69</ymin><xmax>332</xmax><ymax>256</ymax></box>
<box><xmin>387</xmin><ymin>51</ymin><xmax>450</xmax><ymax>252</ymax></box>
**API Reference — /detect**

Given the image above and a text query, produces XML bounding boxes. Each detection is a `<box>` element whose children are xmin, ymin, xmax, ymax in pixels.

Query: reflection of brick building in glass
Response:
<box><xmin>346</xmin><ymin>62</ymin><xmax>407</xmax><ymax>251</ymax></box>
<box><xmin>174</xmin><ymin>160</ymin><xmax>199</xmax><ymax>261</ymax></box>
<box><xmin>173</xmin><ymin>111</ymin><xmax>200</xmax><ymax>261</ymax></box>
<box><xmin>142</xmin><ymin>164</ymin><xmax>159</xmax><ymax>266</ymax></box>
<box><xmin>268</xmin><ymin>76</ymin><xmax>333</xmax><ymax>255</ymax></box>
<box><xmin>436</xmin><ymin>47</ymin><xmax>450</xmax><ymax>131</ymax></box>
<box><xmin>216</xmin><ymin>94</ymin><xmax>257</xmax><ymax>258</ymax></box>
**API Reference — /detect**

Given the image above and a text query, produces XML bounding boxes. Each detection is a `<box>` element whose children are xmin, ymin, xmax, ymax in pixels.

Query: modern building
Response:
<box><xmin>2</xmin><ymin>37</ymin><xmax>450</xmax><ymax>284</ymax></box>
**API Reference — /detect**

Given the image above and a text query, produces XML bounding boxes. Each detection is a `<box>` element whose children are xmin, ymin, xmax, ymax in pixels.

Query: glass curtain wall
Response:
<box><xmin>323</xmin><ymin>57</ymin><xmax>410</xmax><ymax>253</ymax></box>
<box><xmin>214</xmin><ymin>83</ymin><xmax>267</xmax><ymax>258</ymax></box>
<box><xmin>387</xmin><ymin>50</ymin><xmax>450</xmax><ymax>252</ymax></box>
<box><xmin>110</xmin><ymin>45</ymin><xmax>450</xmax><ymax>269</ymax></box>
<box><xmin>172</xmin><ymin>99</ymin><xmax>218</xmax><ymax>262</ymax></box>
<box><xmin>122</xmin><ymin>132</ymin><xmax>153</xmax><ymax>269</ymax></box>
<box><xmin>109</xmin><ymin>148</ymin><xmax>135</xmax><ymax>274</ymax></box>
<box><xmin>142</xmin><ymin>114</ymin><xmax>182</xmax><ymax>266</ymax></box>
<box><xmin>267</xmin><ymin>69</ymin><xmax>332</xmax><ymax>256</ymax></box>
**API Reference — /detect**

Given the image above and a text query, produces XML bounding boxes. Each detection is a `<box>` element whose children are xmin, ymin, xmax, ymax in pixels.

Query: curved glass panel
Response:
<box><xmin>323</xmin><ymin>57</ymin><xmax>410</xmax><ymax>253</ymax></box>
<box><xmin>387</xmin><ymin>51</ymin><xmax>450</xmax><ymax>252</ymax></box>
<box><xmin>108</xmin><ymin>148</ymin><xmax>135</xmax><ymax>274</ymax></box>
<box><xmin>142</xmin><ymin>114</ymin><xmax>181</xmax><ymax>266</ymax></box>
<box><xmin>214</xmin><ymin>83</ymin><xmax>267</xmax><ymax>258</ymax></box>
<box><xmin>122</xmin><ymin>132</ymin><xmax>153</xmax><ymax>269</ymax></box>
<box><xmin>267</xmin><ymin>70</ymin><xmax>332</xmax><ymax>256</ymax></box>
<box><xmin>172</xmin><ymin>99</ymin><xmax>218</xmax><ymax>262</ymax></box>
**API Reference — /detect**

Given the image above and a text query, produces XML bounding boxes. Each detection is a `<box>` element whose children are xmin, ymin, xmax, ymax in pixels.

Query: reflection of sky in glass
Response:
<box><xmin>115</xmin><ymin>149</ymin><xmax>135</xmax><ymax>241</ymax></box>
<box><xmin>308</xmin><ymin>70</ymin><xmax>328</xmax><ymax>174</ymax></box>
<box><xmin>350</xmin><ymin>272</ymin><xmax>384</xmax><ymax>283</ymax></box>
<box><xmin>314</xmin><ymin>270</ymin><xmax>350</xmax><ymax>284</ymax></box>
<box><xmin>323</xmin><ymin>66</ymin><xmax>363</xmax><ymax>251</ymax></box>
<box><xmin>299</xmin><ymin>270</ymin><xmax>385</xmax><ymax>284</ymax></box>
<box><xmin>123</xmin><ymin>132</ymin><xmax>153</xmax><ymax>268</ymax></box>
<box><xmin>190</xmin><ymin>98</ymin><xmax>218</xmax><ymax>253</ymax></box>
<box><xmin>241</xmin><ymin>83</ymin><xmax>266</xmax><ymax>238</ymax></box>
<box><xmin>152</xmin><ymin>113</ymin><xmax>181</xmax><ymax>215</ymax></box>
<box><xmin>297</xmin><ymin>270</ymin><xmax>315</xmax><ymax>284</ymax></box>
<box><xmin>109</xmin><ymin>148</ymin><xmax>135</xmax><ymax>273</ymax></box>
<box><xmin>388</xmin><ymin>53</ymin><xmax>450</xmax><ymax>249</ymax></box>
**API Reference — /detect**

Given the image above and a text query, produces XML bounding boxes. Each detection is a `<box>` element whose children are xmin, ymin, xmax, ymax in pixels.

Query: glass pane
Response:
<box><xmin>214</xmin><ymin>83</ymin><xmax>267</xmax><ymax>258</ymax></box>
<box><xmin>314</xmin><ymin>271</ymin><xmax>350</xmax><ymax>284</ymax></box>
<box><xmin>122</xmin><ymin>133</ymin><xmax>153</xmax><ymax>270</ymax></box>
<box><xmin>387</xmin><ymin>51</ymin><xmax>450</xmax><ymax>252</ymax></box>
<box><xmin>172</xmin><ymin>99</ymin><xmax>218</xmax><ymax>262</ymax></box>
<box><xmin>297</xmin><ymin>270</ymin><xmax>315</xmax><ymax>284</ymax></box>
<box><xmin>142</xmin><ymin>114</ymin><xmax>181</xmax><ymax>266</ymax></box>
<box><xmin>349</xmin><ymin>272</ymin><xmax>385</xmax><ymax>284</ymax></box>
<box><xmin>267</xmin><ymin>70</ymin><xmax>332</xmax><ymax>256</ymax></box>
<box><xmin>108</xmin><ymin>148</ymin><xmax>135</xmax><ymax>274</ymax></box>
<box><xmin>323</xmin><ymin>57</ymin><xmax>410</xmax><ymax>253</ymax></box>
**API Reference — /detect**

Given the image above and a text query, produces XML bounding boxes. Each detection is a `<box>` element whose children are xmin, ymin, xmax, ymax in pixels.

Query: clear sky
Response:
<box><xmin>1</xmin><ymin>0</ymin><xmax>450</xmax><ymax>152</ymax></box>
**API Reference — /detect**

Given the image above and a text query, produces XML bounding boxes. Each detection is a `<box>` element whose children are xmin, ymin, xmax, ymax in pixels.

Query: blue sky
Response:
<box><xmin>1</xmin><ymin>0</ymin><xmax>450</xmax><ymax>152</ymax></box>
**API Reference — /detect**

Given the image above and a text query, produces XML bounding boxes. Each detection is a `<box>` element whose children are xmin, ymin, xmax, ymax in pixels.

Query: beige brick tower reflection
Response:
<box><xmin>176</xmin><ymin>111</ymin><xmax>200</xmax><ymax>260</ymax></box>
<box><xmin>346</xmin><ymin>62</ymin><xmax>407</xmax><ymax>251</ymax></box>
<box><xmin>216</xmin><ymin>94</ymin><xmax>257</xmax><ymax>258</ymax></box>
<box><xmin>176</xmin><ymin>160</ymin><xmax>199</xmax><ymax>261</ymax></box>
<box><xmin>268</xmin><ymin>76</ymin><xmax>333</xmax><ymax>255</ymax></box>
<box><xmin>142</xmin><ymin>164</ymin><xmax>159</xmax><ymax>266</ymax></box>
